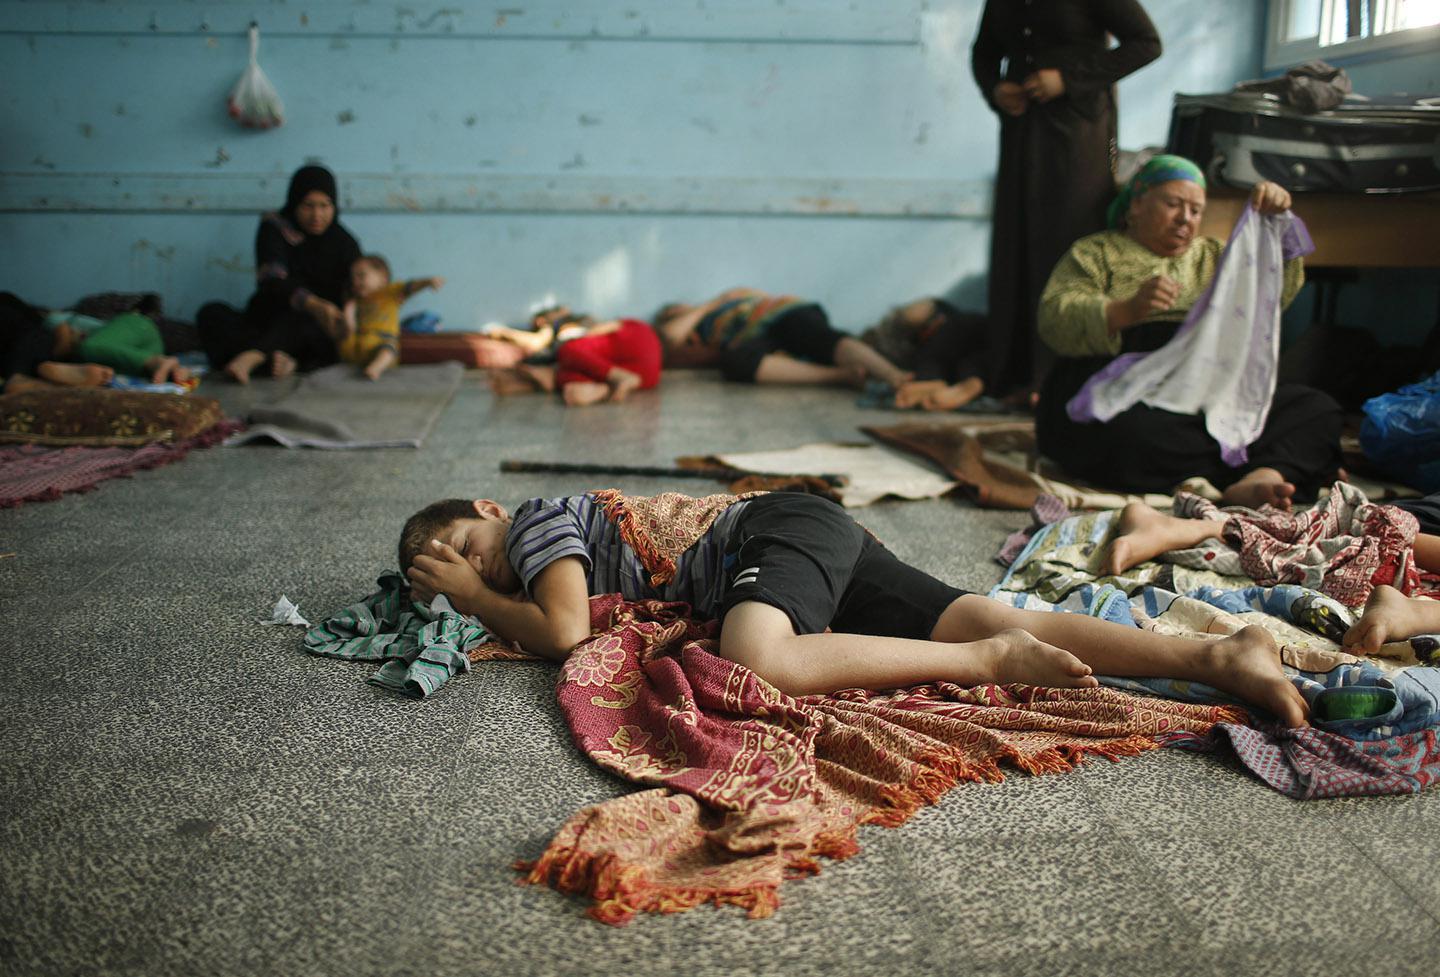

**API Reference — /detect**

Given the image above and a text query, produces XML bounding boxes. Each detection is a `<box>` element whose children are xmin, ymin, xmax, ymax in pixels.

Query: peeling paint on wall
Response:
<box><xmin>203</xmin><ymin>147</ymin><xmax>231</xmax><ymax>169</ymax></box>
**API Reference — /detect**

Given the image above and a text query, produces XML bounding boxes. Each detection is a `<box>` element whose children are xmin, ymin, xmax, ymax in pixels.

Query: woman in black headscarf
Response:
<box><xmin>198</xmin><ymin>165</ymin><xmax>361</xmax><ymax>382</ymax></box>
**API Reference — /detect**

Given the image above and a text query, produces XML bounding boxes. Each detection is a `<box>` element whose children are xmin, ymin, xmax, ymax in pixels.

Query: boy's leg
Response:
<box><xmin>930</xmin><ymin>595</ymin><xmax>1307</xmax><ymax>727</ymax></box>
<box><xmin>719</xmin><ymin>600</ymin><xmax>1094</xmax><ymax>697</ymax></box>
<box><xmin>714</xmin><ymin>493</ymin><xmax>1094</xmax><ymax>696</ymax></box>
<box><xmin>833</xmin><ymin>336</ymin><xmax>911</xmax><ymax>389</ymax></box>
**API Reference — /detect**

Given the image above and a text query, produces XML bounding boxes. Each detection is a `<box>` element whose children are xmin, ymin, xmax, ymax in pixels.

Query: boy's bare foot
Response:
<box><xmin>271</xmin><ymin>350</ymin><xmax>297</xmax><ymax>379</ymax></box>
<box><xmin>894</xmin><ymin>379</ymin><xmax>946</xmax><ymax>409</ymax></box>
<box><xmin>922</xmin><ymin>376</ymin><xmax>984</xmax><ymax>412</ymax></box>
<box><xmin>518</xmin><ymin>363</ymin><xmax>555</xmax><ymax>393</ymax></box>
<box><xmin>1342</xmin><ymin>584</ymin><xmax>1435</xmax><ymax>656</ymax></box>
<box><xmin>363</xmin><ymin>348</ymin><xmax>397</xmax><ymax>381</ymax></box>
<box><xmin>606</xmin><ymin>367</ymin><xmax>642</xmax><ymax>402</ymax></box>
<box><xmin>1220</xmin><ymin>467</ymin><xmax>1296</xmax><ymax>511</ymax></box>
<box><xmin>983</xmin><ymin>628</ymin><xmax>1099</xmax><ymax>689</ymax></box>
<box><xmin>562</xmin><ymin>381</ymin><xmax>610</xmax><ymax>406</ymax></box>
<box><xmin>223</xmin><ymin>349</ymin><xmax>266</xmax><ymax>384</ymax></box>
<box><xmin>1102</xmin><ymin>503</ymin><xmax>1225</xmax><ymax>576</ymax></box>
<box><xmin>37</xmin><ymin>361</ymin><xmax>113</xmax><ymax>387</ymax></box>
<box><xmin>1203</xmin><ymin>625</ymin><xmax>1308</xmax><ymax>728</ymax></box>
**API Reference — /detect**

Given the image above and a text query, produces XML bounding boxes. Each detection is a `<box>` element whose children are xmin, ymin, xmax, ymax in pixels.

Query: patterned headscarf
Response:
<box><xmin>1107</xmin><ymin>154</ymin><xmax>1206</xmax><ymax>229</ymax></box>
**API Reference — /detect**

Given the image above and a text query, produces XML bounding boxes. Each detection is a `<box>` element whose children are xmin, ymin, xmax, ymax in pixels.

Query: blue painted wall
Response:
<box><xmin>2</xmin><ymin>0</ymin><xmax>1263</xmax><ymax>332</ymax></box>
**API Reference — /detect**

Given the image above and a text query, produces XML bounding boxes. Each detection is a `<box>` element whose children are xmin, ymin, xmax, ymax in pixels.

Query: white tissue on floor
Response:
<box><xmin>261</xmin><ymin>595</ymin><xmax>311</xmax><ymax>627</ymax></box>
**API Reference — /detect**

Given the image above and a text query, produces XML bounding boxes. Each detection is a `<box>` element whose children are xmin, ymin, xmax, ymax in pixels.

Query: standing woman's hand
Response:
<box><xmin>1021</xmin><ymin>69</ymin><xmax>1065</xmax><ymax>104</ymax></box>
<box><xmin>993</xmin><ymin>81</ymin><xmax>1029</xmax><ymax>117</ymax></box>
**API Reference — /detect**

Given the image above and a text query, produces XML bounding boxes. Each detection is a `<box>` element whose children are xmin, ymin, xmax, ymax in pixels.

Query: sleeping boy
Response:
<box><xmin>342</xmin><ymin>255</ymin><xmax>444</xmax><ymax>380</ymax></box>
<box><xmin>402</xmin><ymin>489</ymin><xmax>1311</xmax><ymax>726</ymax></box>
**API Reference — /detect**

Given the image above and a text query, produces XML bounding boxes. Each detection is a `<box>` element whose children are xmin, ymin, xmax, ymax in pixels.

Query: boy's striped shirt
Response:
<box><xmin>506</xmin><ymin>493</ymin><xmax>750</xmax><ymax>617</ymax></box>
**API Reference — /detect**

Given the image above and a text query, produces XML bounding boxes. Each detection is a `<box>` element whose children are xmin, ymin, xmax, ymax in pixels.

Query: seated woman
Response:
<box><xmin>1034</xmin><ymin>155</ymin><xmax>1341</xmax><ymax>510</ymax></box>
<box><xmin>654</xmin><ymin>287</ymin><xmax>910</xmax><ymax>390</ymax></box>
<box><xmin>197</xmin><ymin>165</ymin><xmax>360</xmax><ymax>383</ymax></box>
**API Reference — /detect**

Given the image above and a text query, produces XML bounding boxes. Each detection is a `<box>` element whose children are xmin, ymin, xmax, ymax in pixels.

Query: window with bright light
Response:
<box><xmin>1267</xmin><ymin>0</ymin><xmax>1440</xmax><ymax>69</ymax></box>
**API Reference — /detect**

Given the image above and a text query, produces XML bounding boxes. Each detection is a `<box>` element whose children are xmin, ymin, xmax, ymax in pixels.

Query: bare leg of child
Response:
<box><xmin>1343</xmin><ymin>585</ymin><xmax>1440</xmax><ymax>656</ymax></box>
<box><xmin>1221</xmin><ymin>467</ymin><xmax>1296</xmax><ymax>511</ymax></box>
<box><xmin>1102</xmin><ymin>503</ymin><xmax>1228</xmax><ymax>576</ymax></box>
<box><xmin>833</xmin><ymin>336</ymin><xmax>911</xmax><ymax>389</ymax></box>
<box><xmin>37</xmin><ymin>362</ymin><xmax>114</xmax><ymax>387</ymax></box>
<box><xmin>489</xmin><ymin>368</ymin><xmax>536</xmax><ymax>396</ymax></box>
<box><xmin>753</xmin><ymin>353</ymin><xmax>863</xmax><ymax>387</ymax></box>
<box><xmin>363</xmin><ymin>347</ymin><xmax>398</xmax><ymax>381</ymax></box>
<box><xmin>720</xmin><ymin>594</ymin><xmax>1306</xmax><ymax>727</ymax></box>
<box><xmin>605</xmin><ymin>366</ymin><xmax>643</xmax><ymax>402</ymax></box>
<box><xmin>271</xmin><ymin>350</ymin><xmax>297</xmax><ymax>379</ymax></box>
<box><xmin>4</xmin><ymin>373</ymin><xmax>56</xmax><ymax>394</ymax></box>
<box><xmin>224</xmin><ymin>349</ymin><xmax>266</xmax><ymax>384</ymax></box>
<box><xmin>518</xmin><ymin>363</ymin><xmax>556</xmax><ymax>392</ymax></box>
<box><xmin>562</xmin><ymin>381</ymin><xmax>611</xmax><ymax>406</ymax></box>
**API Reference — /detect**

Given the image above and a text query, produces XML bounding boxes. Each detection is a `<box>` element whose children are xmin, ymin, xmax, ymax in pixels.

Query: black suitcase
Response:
<box><xmin>1167</xmin><ymin>92</ymin><xmax>1440</xmax><ymax>194</ymax></box>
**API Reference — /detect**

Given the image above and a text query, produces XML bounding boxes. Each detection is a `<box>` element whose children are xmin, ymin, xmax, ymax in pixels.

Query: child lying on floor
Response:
<box><xmin>1100</xmin><ymin>493</ymin><xmax>1440</xmax><ymax>658</ymax></box>
<box><xmin>3</xmin><ymin>291</ymin><xmax>185</xmax><ymax>393</ymax></box>
<box><xmin>488</xmin><ymin>307</ymin><xmax>662</xmax><ymax>406</ymax></box>
<box><xmin>401</xmin><ymin>489</ymin><xmax>1309</xmax><ymax>727</ymax></box>
<box><xmin>342</xmin><ymin>255</ymin><xmax>443</xmax><ymax>381</ymax></box>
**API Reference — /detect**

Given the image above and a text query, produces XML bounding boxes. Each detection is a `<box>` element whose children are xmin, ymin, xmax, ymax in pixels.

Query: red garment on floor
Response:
<box><xmin>555</xmin><ymin>319</ymin><xmax>661</xmax><ymax>390</ymax></box>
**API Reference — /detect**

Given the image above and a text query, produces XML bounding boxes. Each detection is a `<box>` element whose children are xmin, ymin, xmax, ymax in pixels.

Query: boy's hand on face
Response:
<box><xmin>407</xmin><ymin>539</ymin><xmax>489</xmax><ymax>612</ymax></box>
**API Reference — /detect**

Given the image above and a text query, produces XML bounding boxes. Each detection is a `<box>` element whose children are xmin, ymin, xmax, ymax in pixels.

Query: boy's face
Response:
<box><xmin>350</xmin><ymin>261</ymin><xmax>388</xmax><ymax>299</ymax></box>
<box><xmin>443</xmin><ymin>504</ymin><xmax>520</xmax><ymax>595</ymax></box>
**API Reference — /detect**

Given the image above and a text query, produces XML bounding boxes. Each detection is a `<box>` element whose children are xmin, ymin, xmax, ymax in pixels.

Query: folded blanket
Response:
<box><xmin>518</xmin><ymin>594</ymin><xmax>1241</xmax><ymax>925</ymax></box>
<box><xmin>303</xmin><ymin>572</ymin><xmax>525</xmax><ymax>697</ymax></box>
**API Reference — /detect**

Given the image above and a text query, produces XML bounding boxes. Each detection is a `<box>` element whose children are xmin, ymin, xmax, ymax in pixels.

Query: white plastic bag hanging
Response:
<box><xmin>227</xmin><ymin>23</ymin><xmax>285</xmax><ymax>129</ymax></box>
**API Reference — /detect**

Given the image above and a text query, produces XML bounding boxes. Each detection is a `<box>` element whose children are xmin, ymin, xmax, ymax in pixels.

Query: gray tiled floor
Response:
<box><xmin>3</xmin><ymin>370</ymin><xmax>1437</xmax><ymax>977</ymax></box>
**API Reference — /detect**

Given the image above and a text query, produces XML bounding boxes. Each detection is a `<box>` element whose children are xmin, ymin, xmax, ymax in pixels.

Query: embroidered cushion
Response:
<box><xmin>0</xmin><ymin>388</ymin><xmax>226</xmax><ymax>446</ymax></box>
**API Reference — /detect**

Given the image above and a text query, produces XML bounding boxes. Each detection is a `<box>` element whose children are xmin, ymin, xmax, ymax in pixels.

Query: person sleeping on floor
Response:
<box><xmin>485</xmin><ymin>305</ymin><xmax>663</xmax><ymax>407</ymax></box>
<box><xmin>399</xmin><ymin>488</ymin><xmax>1309</xmax><ymax>728</ymax></box>
<box><xmin>1</xmin><ymin>291</ymin><xmax>189</xmax><ymax>394</ymax></box>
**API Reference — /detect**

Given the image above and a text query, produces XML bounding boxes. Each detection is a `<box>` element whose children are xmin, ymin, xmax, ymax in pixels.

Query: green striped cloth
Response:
<box><xmin>302</xmin><ymin>572</ymin><xmax>492</xmax><ymax>698</ymax></box>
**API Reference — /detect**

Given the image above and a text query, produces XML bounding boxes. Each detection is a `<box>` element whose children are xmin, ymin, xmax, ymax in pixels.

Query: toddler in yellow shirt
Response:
<box><xmin>341</xmin><ymin>255</ymin><xmax>444</xmax><ymax>380</ymax></box>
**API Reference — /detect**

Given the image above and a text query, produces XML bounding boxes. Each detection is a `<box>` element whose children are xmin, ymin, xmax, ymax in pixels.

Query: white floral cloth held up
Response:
<box><xmin>1068</xmin><ymin>206</ymin><xmax>1314</xmax><ymax>466</ymax></box>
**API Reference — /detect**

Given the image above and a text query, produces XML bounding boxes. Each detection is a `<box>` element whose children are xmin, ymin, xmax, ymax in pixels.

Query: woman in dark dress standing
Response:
<box><xmin>199</xmin><ymin>165</ymin><xmax>361</xmax><ymax>383</ymax></box>
<box><xmin>971</xmin><ymin>0</ymin><xmax>1161</xmax><ymax>402</ymax></box>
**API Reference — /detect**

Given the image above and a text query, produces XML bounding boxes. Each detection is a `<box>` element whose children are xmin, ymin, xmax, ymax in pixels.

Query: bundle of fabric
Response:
<box><xmin>992</xmin><ymin>496</ymin><xmax>1440</xmax><ymax>796</ymax></box>
<box><xmin>305</xmin><ymin>580</ymin><xmax>1240</xmax><ymax>923</ymax></box>
<box><xmin>516</xmin><ymin>594</ymin><xmax>1240</xmax><ymax>924</ymax></box>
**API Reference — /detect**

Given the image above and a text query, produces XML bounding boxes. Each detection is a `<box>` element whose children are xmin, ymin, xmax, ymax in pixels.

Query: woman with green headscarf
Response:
<box><xmin>1033</xmin><ymin>156</ymin><xmax>1342</xmax><ymax>510</ymax></box>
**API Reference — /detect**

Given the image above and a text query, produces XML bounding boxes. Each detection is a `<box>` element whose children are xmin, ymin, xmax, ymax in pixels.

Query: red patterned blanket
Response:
<box><xmin>516</xmin><ymin>595</ymin><xmax>1244</xmax><ymax>924</ymax></box>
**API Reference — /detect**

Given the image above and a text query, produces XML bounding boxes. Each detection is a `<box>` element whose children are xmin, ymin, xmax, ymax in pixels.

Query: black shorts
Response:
<box><xmin>718</xmin><ymin>304</ymin><xmax>845</xmax><ymax>382</ymax></box>
<box><xmin>717</xmin><ymin>492</ymin><xmax>968</xmax><ymax>640</ymax></box>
